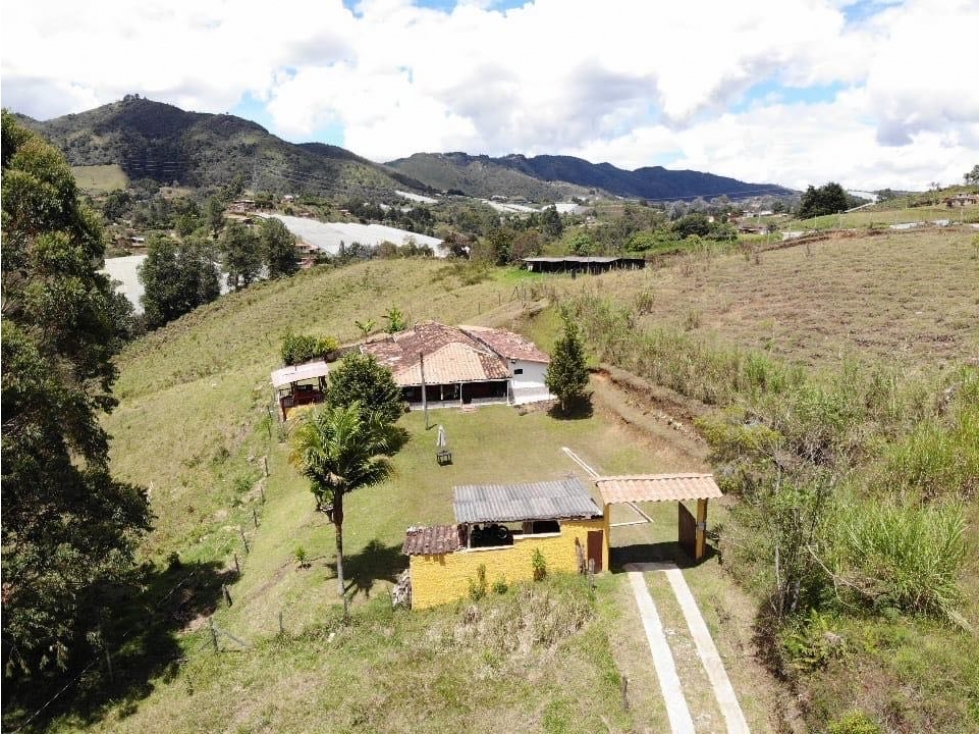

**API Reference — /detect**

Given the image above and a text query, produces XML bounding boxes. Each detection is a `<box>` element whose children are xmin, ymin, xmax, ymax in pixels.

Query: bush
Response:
<box><xmin>491</xmin><ymin>575</ymin><xmax>509</xmax><ymax>595</ymax></box>
<box><xmin>826</xmin><ymin>711</ymin><xmax>882</xmax><ymax>734</ymax></box>
<box><xmin>281</xmin><ymin>332</ymin><xmax>339</xmax><ymax>365</ymax></box>
<box><xmin>532</xmin><ymin>549</ymin><xmax>548</xmax><ymax>582</ymax></box>
<box><xmin>294</xmin><ymin>546</ymin><xmax>308</xmax><ymax>567</ymax></box>
<box><xmin>829</xmin><ymin>498</ymin><xmax>967</xmax><ymax>616</ymax></box>
<box><xmin>468</xmin><ymin>564</ymin><xmax>488</xmax><ymax>601</ymax></box>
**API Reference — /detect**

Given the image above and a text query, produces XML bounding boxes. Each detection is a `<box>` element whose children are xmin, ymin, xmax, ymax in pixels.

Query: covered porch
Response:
<box><xmin>271</xmin><ymin>361</ymin><xmax>329</xmax><ymax>420</ymax></box>
<box><xmin>401</xmin><ymin>379</ymin><xmax>509</xmax><ymax>409</ymax></box>
<box><xmin>596</xmin><ymin>474</ymin><xmax>724</xmax><ymax>564</ymax></box>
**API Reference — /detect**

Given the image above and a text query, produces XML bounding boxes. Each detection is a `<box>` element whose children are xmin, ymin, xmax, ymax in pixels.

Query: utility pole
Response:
<box><xmin>419</xmin><ymin>352</ymin><xmax>429</xmax><ymax>429</ymax></box>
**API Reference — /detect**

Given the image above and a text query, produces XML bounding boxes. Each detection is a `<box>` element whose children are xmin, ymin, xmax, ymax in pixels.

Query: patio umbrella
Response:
<box><xmin>436</xmin><ymin>424</ymin><xmax>447</xmax><ymax>449</ymax></box>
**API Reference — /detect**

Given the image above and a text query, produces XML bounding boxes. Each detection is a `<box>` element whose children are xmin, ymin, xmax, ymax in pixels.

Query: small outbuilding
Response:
<box><xmin>521</xmin><ymin>256</ymin><xmax>646</xmax><ymax>274</ymax></box>
<box><xmin>404</xmin><ymin>478</ymin><xmax>608</xmax><ymax>609</ymax></box>
<box><xmin>271</xmin><ymin>361</ymin><xmax>329</xmax><ymax>420</ymax></box>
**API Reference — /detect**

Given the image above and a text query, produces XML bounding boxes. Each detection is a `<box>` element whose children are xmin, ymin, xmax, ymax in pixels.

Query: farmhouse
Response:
<box><xmin>404</xmin><ymin>478</ymin><xmax>608</xmax><ymax>610</ymax></box>
<box><xmin>358</xmin><ymin>321</ymin><xmax>554</xmax><ymax>408</ymax></box>
<box><xmin>521</xmin><ymin>256</ymin><xmax>646</xmax><ymax>274</ymax></box>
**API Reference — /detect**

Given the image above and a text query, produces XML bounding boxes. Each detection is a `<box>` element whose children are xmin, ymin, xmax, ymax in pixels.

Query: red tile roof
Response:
<box><xmin>460</xmin><ymin>325</ymin><xmax>550</xmax><ymax>363</ymax></box>
<box><xmin>358</xmin><ymin>321</ymin><xmax>532</xmax><ymax>387</ymax></box>
<box><xmin>595</xmin><ymin>474</ymin><xmax>723</xmax><ymax>505</ymax></box>
<box><xmin>402</xmin><ymin>524</ymin><xmax>466</xmax><ymax>555</ymax></box>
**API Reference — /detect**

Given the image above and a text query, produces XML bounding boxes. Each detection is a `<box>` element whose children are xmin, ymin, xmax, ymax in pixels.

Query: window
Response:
<box><xmin>513</xmin><ymin>368</ymin><xmax>523</xmax><ymax>375</ymax></box>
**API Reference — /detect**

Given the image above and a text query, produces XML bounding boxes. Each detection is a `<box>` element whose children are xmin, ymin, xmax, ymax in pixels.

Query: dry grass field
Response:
<box><xmin>70</xmin><ymin>164</ymin><xmax>129</xmax><ymax>192</ymax></box>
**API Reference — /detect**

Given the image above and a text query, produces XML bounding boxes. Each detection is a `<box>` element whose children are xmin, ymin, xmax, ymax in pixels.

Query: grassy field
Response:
<box><xmin>70</xmin><ymin>164</ymin><xmax>129</xmax><ymax>192</ymax></box>
<box><xmin>28</xmin><ymin>227</ymin><xmax>979</xmax><ymax>732</ymax></box>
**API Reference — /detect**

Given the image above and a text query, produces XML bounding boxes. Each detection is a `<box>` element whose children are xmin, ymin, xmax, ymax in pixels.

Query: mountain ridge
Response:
<box><xmin>18</xmin><ymin>98</ymin><xmax>792</xmax><ymax>202</ymax></box>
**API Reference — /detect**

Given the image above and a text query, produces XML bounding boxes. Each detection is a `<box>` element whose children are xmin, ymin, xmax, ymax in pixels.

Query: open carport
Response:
<box><xmin>596</xmin><ymin>474</ymin><xmax>724</xmax><ymax>562</ymax></box>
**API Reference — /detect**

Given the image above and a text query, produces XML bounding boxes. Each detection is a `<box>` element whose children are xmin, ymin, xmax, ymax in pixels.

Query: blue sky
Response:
<box><xmin>2</xmin><ymin>0</ymin><xmax>977</xmax><ymax>190</ymax></box>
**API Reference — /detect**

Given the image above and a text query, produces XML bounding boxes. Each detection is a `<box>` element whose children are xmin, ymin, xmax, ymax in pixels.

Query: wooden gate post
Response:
<box><xmin>695</xmin><ymin>498</ymin><xmax>708</xmax><ymax>561</ymax></box>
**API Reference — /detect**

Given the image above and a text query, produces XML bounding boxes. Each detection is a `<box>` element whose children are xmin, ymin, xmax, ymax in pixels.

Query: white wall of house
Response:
<box><xmin>509</xmin><ymin>360</ymin><xmax>553</xmax><ymax>405</ymax></box>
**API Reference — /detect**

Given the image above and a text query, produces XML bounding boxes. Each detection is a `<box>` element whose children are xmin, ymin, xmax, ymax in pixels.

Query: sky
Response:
<box><xmin>2</xmin><ymin>0</ymin><xmax>978</xmax><ymax>191</ymax></box>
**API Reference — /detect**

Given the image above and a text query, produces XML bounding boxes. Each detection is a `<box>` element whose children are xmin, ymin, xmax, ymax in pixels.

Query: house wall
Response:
<box><xmin>509</xmin><ymin>360</ymin><xmax>553</xmax><ymax>405</ymax></box>
<box><xmin>409</xmin><ymin>517</ymin><xmax>606</xmax><ymax>610</ymax></box>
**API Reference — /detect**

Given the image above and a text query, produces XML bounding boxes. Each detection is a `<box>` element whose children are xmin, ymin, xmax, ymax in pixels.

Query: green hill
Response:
<box><xmin>386</xmin><ymin>151</ymin><xmax>793</xmax><ymax>202</ymax></box>
<box><xmin>10</xmin><ymin>226</ymin><xmax>978</xmax><ymax>732</ymax></box>
<box><xmin>19</xmin><ymin>97</ymin><xmax>430</xmax><ymax>198</ymax></box>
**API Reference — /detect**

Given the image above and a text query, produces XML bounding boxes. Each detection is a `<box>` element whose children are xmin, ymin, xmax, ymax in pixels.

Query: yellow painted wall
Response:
<box><xmin>410</xmin><ymin>518</ymin><xmax>607</xmax><ymax>610</ymax></box>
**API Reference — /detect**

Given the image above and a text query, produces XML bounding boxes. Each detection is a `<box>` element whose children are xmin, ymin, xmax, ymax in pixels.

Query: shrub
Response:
<box><xmin>491</xmin><ymin>575</ymin><xmax>509</xmax><ymax>595</ymax></box>
<box><xmin>468</xmin><ymin>564</ymin><xmax>488</xmax><ymax>601</ymax></box>
<box><xmin>532</xmin><ymin>549</ymin><xmax>548</xmax><ymax>582</ymax></box>
<box><xmin>826</xmin><ymin>711</ymin><xmax>883</xmax><ymax>734</ymax></box>
<box><xmin>294</xmin><ymin>546</ymin><xmax>307</xmax><ymax>567</ymax></box>
<box><xmin>281</xmin><ymin>332</ymin><xmax>339</xmax><ymax>365</ymax></box>
<box><xmin>829</xmin><ymin>498</ymin><xmax>967</xmax><ymax>616</ymax></box>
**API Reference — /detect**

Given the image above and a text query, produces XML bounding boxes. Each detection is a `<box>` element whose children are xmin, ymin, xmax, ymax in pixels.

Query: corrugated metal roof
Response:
<box><xmin>402</xmin><ymin>524</ymin><xmax>465</xmax><ymax>555</ymax></box>
<box><xmin>454</xmin><ymin>478</ymin><xmax>602</xmax><ymax>523</ymax></box>
<box><xmin>595</xmin><ymin>474</ymin><xmax>723</xmax><ymax>505</ymax></box>
<box><xmin>270</xmin><ymin>361</ymin><xmax>330</xmax><ymax>389</ymax></box>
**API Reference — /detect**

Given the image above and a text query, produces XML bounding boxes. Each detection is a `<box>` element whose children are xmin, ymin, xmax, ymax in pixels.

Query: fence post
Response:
<box><xmin>234</xmin><ymin>553</ymin><xmax>240</xmax><ymax>575</ymax></box>
<box><xmin>262</xmin><ymin>455</ymin><xmax>269</xmax><ymax>478</ymax></box>
<box><xmin>621</xmin><ymin>675</ymin><xmax>629</xmax><ymax>711</ymax></box>
<box><xmin>252</xmin><ymin>508</ymin><xmax>259</xmax><ymax>528</ymax></box>
<box><xmin>239</xmin><ymin>527</ymin><xmax>249</xmax><ymax>554</ymax></box>
<box><xmin>278</xmin><ymin>610</ymin><xmax>284</xmax><ymax>635</ymax></box>
<box><xmin>222</xmin><ymin>584</ymin><xmax>233</xmax><ymax>607</ymax></box>
<box><xmin>209</xmin><ymin>617</ymin><xmax>219</xmax><ymax>653</ymax></box>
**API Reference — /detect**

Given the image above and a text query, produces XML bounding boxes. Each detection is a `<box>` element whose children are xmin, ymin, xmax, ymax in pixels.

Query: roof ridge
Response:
<box><xmin>595</xmin><ymin>473</ymin><xmax>714</xmax><ymax>481</ymax></box>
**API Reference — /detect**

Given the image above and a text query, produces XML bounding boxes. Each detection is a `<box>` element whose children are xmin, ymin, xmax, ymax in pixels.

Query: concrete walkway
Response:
<box><xmin>627</xmin><ymin>569</ymin><xmax>696</xmax><ymax>733</ymax></box>
<box><xmin>626</xmin><ymin>562</ymin><xmax>750</xmax><ymax>734</ymax></box>
<box><xmin>665</xmin><ymin>567</ymin><xmax>750</xmax><ymax>734</ymax></box>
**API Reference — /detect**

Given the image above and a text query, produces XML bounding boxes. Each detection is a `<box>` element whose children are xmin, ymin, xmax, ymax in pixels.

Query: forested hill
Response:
<box><xmin>18</xmin><ymin>97</ymin><xmax>429</xmax><ymax>198</ymax></box>
<box><xmin>386</xmin><ymin>152</ymin><xmax>793</xmax><ymax>202</ymax></box>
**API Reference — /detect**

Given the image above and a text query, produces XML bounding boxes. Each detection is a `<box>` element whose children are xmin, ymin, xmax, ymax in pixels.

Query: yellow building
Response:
<box><xmin>404</xmin><ymin>478</ymin><xmax>608</xmax><ymax>610</ymax></box>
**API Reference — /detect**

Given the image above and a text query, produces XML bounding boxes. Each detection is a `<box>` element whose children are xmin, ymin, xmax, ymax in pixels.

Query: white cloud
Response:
<box><xmin>2</xmin><ymin>0</ymin><xmax>977</xmax><ymax>191</ymax></box>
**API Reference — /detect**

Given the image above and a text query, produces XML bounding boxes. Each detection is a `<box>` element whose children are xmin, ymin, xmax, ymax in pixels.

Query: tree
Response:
<box><xmin>1</xmin><ymin>111</ymin><xmax>152</xmax><ymax>679</ymax></box>
<box><xmin>965</xmin><ymin>164</ymin><xmax>979</xmax><ymax>188</ymax></box>
<box><xmin>289</xmin><ymin>403</ymin><xmax>393</xmax><ymax>616</ymax></box>
<box><xmin>383</xmin><ymin>305</ymin><xmax>407</xmax><ymax>334</ymax></box>
<box><xmin>326</xmin><ymin>352</ymin><xmax>405</xmax><ymax>425</ymax></box>
<box><xmin>545</xmin><ymin>316</ymin><xmax>590</xmax><ymax>414</ymax></box>
<box><xmin>673</xmin><ymin>212</ymin><xmax>711</xmax><ymax>239</ymax></box>
<box><xmin>260</xmin><ymin>217</ymin><xmax>299</xmax><ymax>278</ymax></box>
<box><xmin>798</xmin><ymin>182</ymin><xmax>848</xmax><ymax>219</ymax></box>
<box><xmin>205</xmin><ymin>195</ymin><xmax>226</xmax><ymax>237</ymax></box>
<box><xmin>220</xmin><ymin>220</ymin><xmax>262</xmax><ymax>291</ymax></box>
<box><xmin>139</xmin><ymin>234</ymin><xmax>220</xmax><ymax>329</ymax></box>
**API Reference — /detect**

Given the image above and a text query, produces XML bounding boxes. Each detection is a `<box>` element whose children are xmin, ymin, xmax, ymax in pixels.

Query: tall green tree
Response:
<box><xmin>545</xmin><ymin>317</ymin><xmax>590</xmax><ymax>414</ymax></box>
<box><xmin>139</xmin><ymin>234</ymin><xmax>221</xmax><ymax>329</ymax></box>
<box><xmin>289</xmin><ymin>403</ymin><xmax>393</xmax><ymax>615</ymax></box>
<box><xmin>1</xmin><ymin>110</ymin><xmax>152</xmax><ymax>679</ymax></box>
<box><xmin>326</xmin><ymin>352</ymin><xmax>404</xmax><ymax>425</ymax></box>
<box><xmin>219</xmin><ymin>220</ymin><xmax>261</xmax><ymax>291</ymax></box>
<box><xmin>259</xmin><ymin>217</ymin><xmax>299</xmax><ymax>278</ymax></box>
<box><xmin>798</xmin><ymin>182</ymin><xmax>848</xmax><ymax>219</ymax></box>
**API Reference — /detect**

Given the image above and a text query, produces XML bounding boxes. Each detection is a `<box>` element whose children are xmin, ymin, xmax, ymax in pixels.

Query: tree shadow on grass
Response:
<box><xmin>328</xmin><ymin>539</ymin><xmax>408</xmax><ymax>600</ymax></box>
<box><xmin>2</xmin><ymin>558</ymin><xmax>232</xmax><ymax>733</ymax></box>
<box><xmin>547</xmin><ymin>394</ymin><xmax>594</xmax><ymax>421</ymax></box>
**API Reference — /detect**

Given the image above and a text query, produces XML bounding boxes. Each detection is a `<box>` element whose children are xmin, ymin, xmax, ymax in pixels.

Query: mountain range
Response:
<box><xmin>17</xmin><ymin>97</ymin><xmax>792</xmax><ymax>202</ymax></box>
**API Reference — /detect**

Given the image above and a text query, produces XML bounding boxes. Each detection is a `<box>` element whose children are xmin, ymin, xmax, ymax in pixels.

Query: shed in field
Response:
<box><xmin>404</xmin><ymin>478</ymin><xmax>607</xmax><ymax>609</ymax></box>
<box><xmin>271</xmin><ymin>361</ymin><xmax>329</xmax><ymax>420</ymax></box>
<box><xmin>521</xmin><ymin>256</ymin><xmax>646</xmax><ymax>274</ymax></box>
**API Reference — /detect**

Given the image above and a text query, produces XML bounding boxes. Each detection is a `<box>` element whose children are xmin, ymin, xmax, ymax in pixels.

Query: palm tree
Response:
<box><xmin>289</xmin><ymin>402</ymin><xmax>393</xmax><ymax>616</ymax></box>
